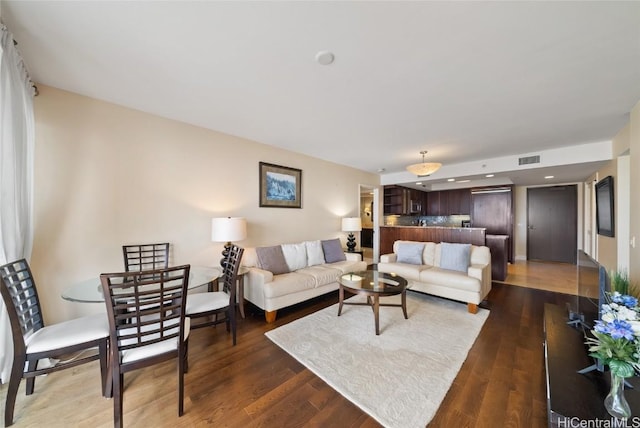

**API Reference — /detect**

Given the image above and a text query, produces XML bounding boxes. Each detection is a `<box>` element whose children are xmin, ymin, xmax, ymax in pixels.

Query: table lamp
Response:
<box><xmin>341</xmin><ymin>217</ymin><xmax>362</xmax><ymax>253</ymax></box>
<box><xmin>211</xmin><ymin>217</ymin><xmax>247</xmax><ymax>268</ymax></box>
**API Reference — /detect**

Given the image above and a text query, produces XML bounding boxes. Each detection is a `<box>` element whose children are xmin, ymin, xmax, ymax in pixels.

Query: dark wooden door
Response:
<box><xmin>527</xmin><ymin>185</ymin><xmax>577</xmax><ymax>264</ymax></box>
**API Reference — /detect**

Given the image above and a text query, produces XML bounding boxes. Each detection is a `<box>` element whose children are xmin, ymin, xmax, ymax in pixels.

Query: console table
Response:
<box><xmin>544</xmin><ymin>303</ymin><xmax>640</xmax><ymax>426</ymax></box>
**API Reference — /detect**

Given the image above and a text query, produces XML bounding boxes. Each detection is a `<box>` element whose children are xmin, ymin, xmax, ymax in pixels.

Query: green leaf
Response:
<box><xmin>609</xmin><ymin>360</ymin><xmax>635</xmax><ymax>378</ymax></box>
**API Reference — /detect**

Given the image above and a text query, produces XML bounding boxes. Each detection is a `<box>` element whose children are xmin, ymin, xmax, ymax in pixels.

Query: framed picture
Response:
<box><xmin>259</xmin><ymin>162</ymin><xmax>302</xmax><ymax>208</ymax></box>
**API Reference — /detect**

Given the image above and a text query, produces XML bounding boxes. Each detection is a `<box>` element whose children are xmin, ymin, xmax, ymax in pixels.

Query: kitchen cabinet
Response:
<box><xmin>426</xmin><ymin>191</ymin><xmax>438</xmax><ymax>215</ymax></box>
<box><xmin>471</xmin><ymin>186</ymin><xmax>514</xmax><ymax>262</ymax></box>
<box><xmin>426</xmin><ymin>191</ymin><xmax>449</xmax><ymax>216</ymax></box>
<box><xmin>447</xmin><ymin>189</ymin><xmax>471</xmax><ymax>215</ymax></box>
<box><xmin>383</xmin><ymin>186</ymin><xmax>425</xmax><ymax>215</ymax></box>
<box><xmin>383</xmin><ymin>185</ymin><xmax>406</xmax><ymax>215</ymax></box>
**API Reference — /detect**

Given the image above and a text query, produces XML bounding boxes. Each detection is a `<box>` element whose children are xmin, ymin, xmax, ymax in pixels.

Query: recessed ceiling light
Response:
<box><xmin>315</xmin><ymin>51</ymin><xmax>335</xmax><ymax>65</ymax></box>
<box><xmin>447</xmin><ymin>178</ymin><xmax>455</xmax><ymax>182</ymax></box>
<box><xmin>545</xmin><ymin>175</ymin><xmax>554</xmax><ymax>179</ymax></box>
<box><xmin>377</xmin><ymin>168</ymin><xmax>386</xmax><ymax>173</ymax></box>
<box><xmin>485</xmin><ymin>174</ymin><xmax>494</xmax><ymax>178</ymax></box>
<box><xmin>458</xmin><ymin>179</ymin><xmax>471</xmax><ymax>183</ymax></box>
<box><xmin>416</xmin><ymin>182</ymin><xmax>422</xmax><ymax>185</ymax></box>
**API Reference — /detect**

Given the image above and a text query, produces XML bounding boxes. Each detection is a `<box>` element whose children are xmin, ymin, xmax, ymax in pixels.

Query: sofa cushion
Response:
<box><xmin>256</xmin><ymin>245</ymin><xmax>290</xmax><ymax>275</ymax></box>
<box><xmin>326</xmin><ymin>259</ymin><xmax>367</xmax><ymax>274</ymax></box>
<box><xmin>322</xmin><ymin>238</ymin><xmax>346</xmax><ymax>263</ymax></box>
<box><xmin>396</xmin><ymin>242</ymin><xmax>425</xmax><ymax>265</ymax></box>
<box><xmin>420</xmin><ymin>267</ymin><xmax>481</xmax><ymax>292</ymax></box>
<box><xmin>297</xmin><ymin>265</ymin><xmax>342</xmax><ymax>287</ymax></box>
<box><xmin>377</xmin><ymin>262</ymin><xmax>425</xmax><ymax>281</ymax></box>
<box><xmin>439</xmin><ymin>242</ymin><xmax>471</xmax><ymax>273</ymax></box>
<box><xmin>263</xmin><ymin>272</ymin><xmax>316</xmax><ymax>298</ymax></box>
<box><xmin>305</xmin><ymin>240</ymin><xmax>325</xmax><ymax>266</ymax></box>
<box><xmin>282</xmin><ymin>243</ymin><xmax>308</xmax><ymax>271</ymax></box>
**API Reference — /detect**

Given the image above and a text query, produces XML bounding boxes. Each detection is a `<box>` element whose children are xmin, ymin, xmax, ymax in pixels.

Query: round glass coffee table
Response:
<box><xmin>338</xmin><ymin>270</ymin><xmax>408</xmax><ymax>335</ymax></box>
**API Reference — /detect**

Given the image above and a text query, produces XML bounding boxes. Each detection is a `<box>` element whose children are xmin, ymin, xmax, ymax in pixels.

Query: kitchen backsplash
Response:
<box><xmin>384</xmin><ymin>214</ymin><xmax>471</xmax><ymax>227</ymax></box>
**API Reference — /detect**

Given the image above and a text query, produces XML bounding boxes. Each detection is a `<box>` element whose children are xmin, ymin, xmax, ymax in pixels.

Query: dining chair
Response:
<box><xmin>185</xmin><ymin>245</ymin><xmax>244</xmax><ymax>347</ymax></box>
<box><xmin>0</xmin><ymin>259</ymin><xmax>109</xmax><ymax>427</ymax></box>
<box><xmin>122</xmin><ymin>243</ymin><xmax>170</xmax><ymax>272</ymax></box>
<box><xmin>100</xmin><ymin>264</ymin><xmax>190</xmax><ymax>428</ymax></box>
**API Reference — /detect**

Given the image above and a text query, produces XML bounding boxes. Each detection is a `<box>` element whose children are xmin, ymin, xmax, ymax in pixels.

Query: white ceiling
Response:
<box><xmin>2</xmin><ymin>1</ymin><xmax>639</xmax><ymax>188</ymax></box>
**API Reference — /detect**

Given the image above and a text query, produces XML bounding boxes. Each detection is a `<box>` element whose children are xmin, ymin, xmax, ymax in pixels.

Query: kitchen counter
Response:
<box><xmin>382</xmin><ymin>225</ymin><xmax>486</xmax><ymax>230</ymax></box>
<box><xmin>380</xmin><ymin>225</ymin><xmax>486</xmax><ymax>255</ymax></box>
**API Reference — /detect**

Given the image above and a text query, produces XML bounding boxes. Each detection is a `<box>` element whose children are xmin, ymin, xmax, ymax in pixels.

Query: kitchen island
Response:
<box><xmin>380</xmin><ymin>226</ymin><xmax>510</xmax><ymax>281</ymax></box>
<box><xmin>380</xmin><ymin>226</ymin><xmax>486</xmax><ymax>256</ymax></box>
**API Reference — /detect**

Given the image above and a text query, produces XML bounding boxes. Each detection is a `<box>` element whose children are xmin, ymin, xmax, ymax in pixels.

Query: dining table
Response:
<box><xmin>61</xmin><ymin>266</ymin><xmax>222</xmax><ymax>303</ymax></box>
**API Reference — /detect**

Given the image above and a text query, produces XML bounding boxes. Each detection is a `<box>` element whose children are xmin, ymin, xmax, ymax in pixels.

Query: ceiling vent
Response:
<box><xmin>518</xmin><ymin>155</ymin><xmax>540</xmax><ymax>166</ymax></box>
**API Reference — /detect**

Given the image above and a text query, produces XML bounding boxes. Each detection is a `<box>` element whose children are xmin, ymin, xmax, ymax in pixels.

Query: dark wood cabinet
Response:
<box><xmin>485</xmin><ymin>234</ymin><xmax>509</xmax><ymax>281</ymax></box>
<box><xmin>427</xmin><ymin>191</ymin><xmax>448</xmax><ymax>216</ymax></box>
<box><xmin>447</xmin><ymin>189</ymin><xmax>471</xmax><ymax>215</ymax></box>
<box><xmin>380</xmin><ymin>226</ymin><xmax>486</xmax><ymax>255</ymax></box>
<box><xmin>383</xmin><ymin>186</ymin><xmax>405</xmax><ymax>215</ymax></box>
<box><xmin>384</xmin><ymin>186</ymin><xmax>426</xmax><ymax>215</ymax></box>
<box><xmin>471</xmin><ymin>186</ymin><xmax>514</xmax><ymax>262</ymax></box>
<box><xmin>427</xmin><ymin>190</ymin><xmax>466</xmax><ymax>216</ymax></box>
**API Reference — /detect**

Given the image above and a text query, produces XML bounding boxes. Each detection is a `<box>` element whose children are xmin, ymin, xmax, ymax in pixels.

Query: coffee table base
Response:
<box><xmin>338</xmin><ymin>286</ymin><xmax>408</xmax><ymax>335</ymax></box>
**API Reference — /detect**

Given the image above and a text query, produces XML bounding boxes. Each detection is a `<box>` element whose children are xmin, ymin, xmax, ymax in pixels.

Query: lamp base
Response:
<box><xmin>346</xmin><ymin>233</ymin><xmax>357</xmax><ymax>252</ymax></box>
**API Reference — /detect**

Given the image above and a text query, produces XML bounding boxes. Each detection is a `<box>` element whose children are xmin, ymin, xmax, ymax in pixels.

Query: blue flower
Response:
<box><xmin>611</xmin><ymin>293</ymin><xmax>638</xmax><ymax>308</ymax></box>
<box><xmin>598</xmin><ymin>319</ymin><xmax>636</xmax><ymax>341</ymax></box>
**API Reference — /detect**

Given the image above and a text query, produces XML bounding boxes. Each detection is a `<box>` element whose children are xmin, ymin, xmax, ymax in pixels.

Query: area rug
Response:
<box><xmin>265</xmin><ymin>292</ymin><xmax>489</xmax><ymax>428</ymax></box>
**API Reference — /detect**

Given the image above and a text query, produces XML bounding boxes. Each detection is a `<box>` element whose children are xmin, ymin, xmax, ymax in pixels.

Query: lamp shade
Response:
<box><xmin>211</xmin><ymin>217</ymin><xmax>247</xmax><ymax>242</ymax></box>
<box><xmin>406</xmin><ymin>150</ymin><xmax>442</xmax><ymax>176</ymax></box>
<box><xmin>341</xmin><ymin>217</ymin><xmax>362</xmax><ymax>232</ymax></box>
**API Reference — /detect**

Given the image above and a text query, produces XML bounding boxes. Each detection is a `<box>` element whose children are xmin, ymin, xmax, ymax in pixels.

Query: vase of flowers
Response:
<box><xmin>586</xmin><ymin>291</ymin><xmax>640</xmax><ymax>419</ymax></box>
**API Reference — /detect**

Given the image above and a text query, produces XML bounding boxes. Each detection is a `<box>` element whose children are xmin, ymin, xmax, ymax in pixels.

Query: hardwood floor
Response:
<box><xmin>0</xmin><ymin>262</ymin><xmax>577</xmax><ymax>427</ymax></box>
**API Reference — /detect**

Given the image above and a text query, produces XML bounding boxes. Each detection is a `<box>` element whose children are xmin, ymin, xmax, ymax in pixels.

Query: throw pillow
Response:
<box><xmin>396</xmin><ymin>242</ymin><xmax>425</xmax><ymax>265</ymax></box>
<box><xmin>321</xmin><ymin>238</ymin><xmax>346</xmax><ymax>263</ymax></box>
<box><xmin>305</xmin><ymin>240</ymin><xmax>325</xmax><ymax>266</ymax></box>
<box><xmin>440</xmin><ymin>242</ymin><xmax>471</xmax><ymax>273</ymax></box>
<box><xmin>255</xmin><ymin>245</ymin><xmax>290</xmax><ymax>275</ymax></box>
<box><xmin>281</xmin><ymin>243</ymin><xmax>308</xmax><ymax>271</ymax></box>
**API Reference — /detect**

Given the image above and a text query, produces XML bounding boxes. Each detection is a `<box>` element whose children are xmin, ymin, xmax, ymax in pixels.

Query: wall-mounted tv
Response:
<box><xmin>595</xmin><ymin>175</ymin><xmax>614</xmax><ymax>237</ymax></box>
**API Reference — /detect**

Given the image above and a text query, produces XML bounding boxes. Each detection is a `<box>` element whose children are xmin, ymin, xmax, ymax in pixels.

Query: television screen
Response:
<box><xmin>595</xmin><ymin>176</ymin><xmax>614</xmax><ymax>237</ymax></box>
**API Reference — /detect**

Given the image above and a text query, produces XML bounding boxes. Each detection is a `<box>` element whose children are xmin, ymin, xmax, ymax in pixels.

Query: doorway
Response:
<box><xmin>527</xmin><ymin>185</ymin><xmax>578</xmax><ymax>264</ymax></box>
<box><xmin>359</xmin><ymin>185</ymin><xmax>378</xmax><ymax>264</ymax></box>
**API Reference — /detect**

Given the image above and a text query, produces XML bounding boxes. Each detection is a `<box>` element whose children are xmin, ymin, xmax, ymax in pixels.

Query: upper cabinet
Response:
<box><xmin>447</xmin><ymin>189</ymin><xmax>471</xmax><ymax>215</ymax></box>
<box><xmin>383</xmin><ymin>186</ymin><xmax>425</xmax><ymax>215</ymax></box>
<box><xmin>426</xmin><ymin>189</ymin><xmax>470</xmax><ymax>216</ymax></box>
<box><xmin>383</xmin><ymin>185</ymin><xmax>406</xmax><ymax>215</ymax></box>
<box><xmin>384</xmin><ymin>186</ymin><xmax>472</xmax><ymax>216</ymax></box>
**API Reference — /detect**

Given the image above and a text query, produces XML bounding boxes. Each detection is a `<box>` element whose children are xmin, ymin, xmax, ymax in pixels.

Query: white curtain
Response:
<box><xmin>0</xmin><ymin>24</ymin><xmax>36</xmax><ymax>384</ymax></box>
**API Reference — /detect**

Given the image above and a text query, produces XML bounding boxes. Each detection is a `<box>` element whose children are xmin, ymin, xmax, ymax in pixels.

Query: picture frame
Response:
<box><xmin>259</xmin><ymin>162</ymin><xmax>302</xmax><ymax>208</ymax></box>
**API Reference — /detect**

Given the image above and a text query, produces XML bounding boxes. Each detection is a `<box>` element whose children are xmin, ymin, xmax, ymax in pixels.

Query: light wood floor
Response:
<box><xmin>500</xmin><ymin>260</ymin><xmax>578</xmax><ymax>295</ymax></box>
<box><xmin>0</xmin><ymin>261</ymin><xmax>577</xmax><ymax>427</ymax></box>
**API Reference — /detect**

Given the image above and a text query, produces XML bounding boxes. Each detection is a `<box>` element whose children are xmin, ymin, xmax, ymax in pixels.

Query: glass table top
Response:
<box><xmin>339</xmin><ymin>270</ymin><xmax>408</xmax><ymax>293</ymax></box>
<box><xmin>62</xmin><ymin>265</ymin><xmax>222</xmax><ymax>303</ymax></box>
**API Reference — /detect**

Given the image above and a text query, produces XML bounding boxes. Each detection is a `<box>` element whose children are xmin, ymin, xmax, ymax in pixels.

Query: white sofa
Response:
<box><xmin>378</xmin><ymin>240</ymin><xmax>492</xmax><ymax>313</ymax></box>
<box><xmin>242</xmin><ymin>239</ymin><xmax>367</xmax><ymax>322</ymax></box>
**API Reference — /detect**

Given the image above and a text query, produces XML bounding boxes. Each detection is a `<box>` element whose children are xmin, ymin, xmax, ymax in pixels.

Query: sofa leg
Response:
<box><xmin>467</xmin><ymin>303</ymin><xmax>478</xmax><ymax>314</ymax></box>
<box><xmin>265</xmin><ymin>310</ymin><xmax>277</xmax><ymax>323</ymax></box>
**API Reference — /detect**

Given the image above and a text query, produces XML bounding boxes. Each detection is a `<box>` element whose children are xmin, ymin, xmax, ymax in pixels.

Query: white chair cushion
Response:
<box><xmin>25</xmin><ymin>312</ymin><xmax>109</xmax><ymax>354</ymax></box>
<box><xmin>186</xmin><ymin>292</ymin><xmax>229</xmax><ymax>314</ymax></box>
<box><xmin>120</xmin><ymin>317</ymin><xmax>190</xmax><ymax>364</ymax></box>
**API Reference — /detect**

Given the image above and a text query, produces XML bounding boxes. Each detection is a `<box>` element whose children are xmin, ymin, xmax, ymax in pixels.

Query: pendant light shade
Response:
<box><xmin>406</xmin><ymin>151</ymin><xmax>442</xmax><ymax>177</ymax></box>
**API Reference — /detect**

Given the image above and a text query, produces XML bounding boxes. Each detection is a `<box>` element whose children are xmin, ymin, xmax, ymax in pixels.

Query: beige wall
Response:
<box><xmin>32</xmin><ymin>86</ymin><xmax>379</xmax><ymax>323</ymax></box>
<box><xmin>630</xmin><ymin>101</ymin><xmax>640</xmax><ymax>283</ymax></box>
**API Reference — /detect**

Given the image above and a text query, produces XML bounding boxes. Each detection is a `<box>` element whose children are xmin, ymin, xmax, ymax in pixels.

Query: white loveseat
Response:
<box><xmin>242</xmin><ymin>238</ymin><xmax>367</xmax><ymax>322</ymax></box>
<box><xmin>377</xmin><ymin>240</ymin><xmax>492</xmax><ymax>313</ymax></box>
